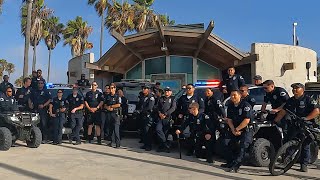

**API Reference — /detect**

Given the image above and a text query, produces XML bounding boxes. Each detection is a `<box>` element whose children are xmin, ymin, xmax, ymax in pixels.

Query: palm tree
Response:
<box><xmin>0</xmin><ymin>59</ymin><xmax>7</xmax><ymax>79</ymax></box>
<box><xmin>22</xmin><ymin>0</ymin><xmax>33</xmax><ymax>78</ymax></box>
<box><xmin>105</xmin><ymin>0</ymin><xmax>135</xmax><ymax>35</ymax></box>
<box><xmin>15</xmin><ymin>76</ymin><xmax>24</xmax><ymax>87</ymax></box>
<box><xmin>63</xmin><ymin>16</ymin><xmax>93</xmax><ymax>57</ymax></box>
<box><xmin>21</xmin><ymin>0</ymin><xmax>52</xmax><ymax>71</ymax></box>
<box><xmin>88</xmin><ymin>0</ymin><xmax>109</xmax><ymax>58</ymax></box>
<box><xmin>43</xmin><ymin>16</ymin><xmax>64</xmax><ymax>82</ymax></box>
<box><xmin>159</xmin><ymin>14</ymin><xmax>175</xmax><ymax>26</ymax></box>
<box><xmin>132</xmin><ymin>0</ymin><xmax>156</xmax><ymax>32</ymax></box>
<box><xmin>5</xmin><ymin>63</ymin><xmax>15</xmax><ymax>77</ymax></box>
<box><xmin>0</xmin><ymin>0</ymin><xmax>4</xmax><ymax>14</ymax></box>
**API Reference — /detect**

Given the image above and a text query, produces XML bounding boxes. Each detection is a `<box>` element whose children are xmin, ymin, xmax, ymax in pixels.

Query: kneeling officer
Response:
<box><xmin>0</xmin><ymin>87</ymin><xmax>18</xmax><ymax>112</ymax></box>
<box><xmin>176</xmin><ymin>102</ymin><xmax>214</xmax><ymax>163</ymax></box>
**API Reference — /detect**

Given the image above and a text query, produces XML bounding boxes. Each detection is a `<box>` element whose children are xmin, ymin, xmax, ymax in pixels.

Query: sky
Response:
<box><xmin>0</xmin><ymin>0</ymin><xmax>319</xmax><ymax>84</ymax></box>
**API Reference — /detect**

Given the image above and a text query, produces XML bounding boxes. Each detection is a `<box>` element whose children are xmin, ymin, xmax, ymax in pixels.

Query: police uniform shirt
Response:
<box><xmin>158</xmin><ymin>96</ymin><xmax>177</xmax><ymax>117</ymax></box>
<box><xmin>284</xmin><ymin>94</ymin><xmax>319</xmax><ymax>121</ymax></box>
<box><xmin>104</xmin><ymin>94</ymin><xmax>120</xmax><ymax>112</ymax></box>
<box><xmin>180</xmin><ymin>113</ymin><xmax>211</xmax><ymax>134</ymax></box>
<box><xmin>77</xmin><ymin>79</ymin><xmax>90</xmax><ymax>86</ymax></box>
<box><xmin>0</xmin><ymin>94</ymin><xmax>18</xmax><ymax>112</ymax></box>
<box><xmin>205</xmin><ymin>95</ymin><xmax>226</xmax><ymax>117</ymax></box>
<box><xmin>264</xmin><ymin>87</ymin><xmax>289</xmax><ymax>109</ymax></box>
<box><xmin>30</xmin><ymin>88</ymin><xmax>51</xmax><ymax>107</ymax></box>
<box><xmin>243</xmin><ymin>95</ymin><xmax>256</xmax><ymax>109</ymax></box>
<box><xmin>15</xmin><ymin>86</ymin><xmax>32</xmax><ymax>105</ymax></box>
<box><xmin>227</xmin><ymin>100</ymin><xmax>252</xmax><ymax>127</ymax></box>
<box><xmin>223</xmin><ymin>74</ymin><xmax>245</xmax><ymax>93</ymax></box>
<box><xmin>66</xmin><ymin>93</ymin><xmax>84</xmax><ymax>113</ymax></box>
<box><xmin>50</xmin><ymin>97</ymin><xmax>67</xmax><ymax>113</ymax></box>
<box><xmin>85</xmin><ymin>90</ymin><xmax>103</xmax><ymax>108</ymax></box>
<box><xmin>0</xmin><ymin>81</ymin><xmax>14</xmax><ymax>94</ymax></box>
<box><xmin>120</xmin><ymin>96</ymin><xmax>129</xmax><ymax>115</ymax></box>
<box><xmin>177</xmin><ymin>94</ymin><xmax>205</xmax><ymax>115</ymax></box>
<box><xmin>137</xmin><ymin>94</ymin><xmax>155</xmax><ymax>113</ymax></box>
<box><xmin>31</xmin><ymin>77</ymin><xmax>46</xmax><ymax>90</ymax></box>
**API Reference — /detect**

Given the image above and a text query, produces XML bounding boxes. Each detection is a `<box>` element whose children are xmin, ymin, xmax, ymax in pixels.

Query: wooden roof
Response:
<box><xmin>86</xmin><ymin>20</ymin><xmax>251</xmax><ymax>74</ymax></box>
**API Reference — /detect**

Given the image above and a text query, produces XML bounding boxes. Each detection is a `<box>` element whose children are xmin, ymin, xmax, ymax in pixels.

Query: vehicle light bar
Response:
<box><xmin>195</xmin><ymin>80</ymin><xmax>220</xmax><ymax>87</ymax></box>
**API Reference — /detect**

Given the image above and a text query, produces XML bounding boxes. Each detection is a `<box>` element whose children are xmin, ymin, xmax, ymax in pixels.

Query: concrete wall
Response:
<box><xmin>68</xmin><ymin>53</ymin><xmax>95</xmax><ymax>84</ymax></box>
<box><xmin>252</xmin><ymin>43</ymin><xmax>317</xmax><ymax>94</ymax></box>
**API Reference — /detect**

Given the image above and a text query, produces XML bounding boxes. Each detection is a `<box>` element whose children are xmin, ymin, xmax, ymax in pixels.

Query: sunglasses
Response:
<box><xmin>38</xmin><ymin>83</ymin><xmax>44</xmax><ymax>84</ymax></box>
<box><xmin>7</xmin><ymin>91</ymin><xmax>12</xmax><ymax>93</ymax></box>
<box><xmin>239</xmin><ymin>90</ymin><xmax>246</xmax><ymax>92</ymax></box>
<box><xmin>57</xmin><ymin>92</ymin><xmax>63</xmax><ymax>93</ymax></box>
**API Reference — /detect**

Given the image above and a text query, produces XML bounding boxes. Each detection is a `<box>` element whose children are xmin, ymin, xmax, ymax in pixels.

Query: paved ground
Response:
<box><xmin>0</xmin><ymin>138</ymin><xmax>319</xmax><ymax>180</ymax></box>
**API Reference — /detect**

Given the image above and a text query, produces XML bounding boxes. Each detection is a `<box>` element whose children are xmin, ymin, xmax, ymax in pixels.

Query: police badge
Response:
<box><xmin>95</xmin><ymin>94</ymin><xmax>98</xmax><ymax>98</ymax></box>
<box><xmin>239</xmin><ymin>109</ymin><xmax>242</xmax><ymax>115</ymax></box>
<box><xmin>197</xmin><ymin>119</ymin><xmax>200</xmax><ymax>124</ymax></box>
<box><xmin>76</xmin><ymin>98</ymin><xmax>79</xmax><ymax>101</ymax></box>
<box><xmin>192</xmin><ymin>100</ymin><xmax>195</xmax><ymax>103</ymax></box>
<box><xmin>273</xmin><ymin>95</ymin><xmax>277</xmax><ymax>100</ymax></box>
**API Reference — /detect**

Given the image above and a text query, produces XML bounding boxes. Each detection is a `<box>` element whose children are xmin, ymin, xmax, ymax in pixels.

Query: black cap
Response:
<box><xmin>253</xmin><ymin>75</ymin><xmax>262</xmax><ymax>80</ymax></box>
<box><xmin>291</xmin><ymin>83</ymin><xmax>305</xmax><ymax>89</ymax></box>
<box><xmin>143</xmin><ymin>85</ymin><xmax>150</xmax><ymax>89</ymax></box>
<box><xmin>155</xmin><ymin>82</ymin><xmax>161</xmax><ymax>85</ymax></box>
<box><xmin>164</xmin><ymin>87</ymin><xmax>171</xmax><ymax>91</ymax></box>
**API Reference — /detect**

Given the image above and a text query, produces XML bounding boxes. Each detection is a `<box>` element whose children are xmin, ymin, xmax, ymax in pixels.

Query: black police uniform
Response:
<box><xmin>31</xmin><ymin>77</ymin><xmax>46</xmax><ymax>90</ymax></box>
<box><xmin>100</xmin><ymin>92</ymin><xmax>110</xmax><ymax>139</ymax></box>
<box><xmin>50</xmin><ymin>97</ymin><xmax>67</xmax><ymax>144</ymax></box>
<box><xmin>221</xmin><ymin>74</ymin><xmax>245</xmax><ymax>96</ymax></box>
<box><xmin>156</xmin><ymin>95</ymin><xmax>176</xmax><ymax>150</ymax></box>
<box><xmin>177</xmin><ymin>94</ymin><xmax>205</xmax><ymax>123</ymax></box>
<box><xmin>0</xmin><ymin>94</ymin><xmax>18</xmax><ymax>112</ymax></box>
<box><xmin>243</xmin><ymin>95</ymin><xmax>256</xmax><ymax>109</ymax></box>
<box><xmin>84</xmin><ymin>90</ymin><xmax>103</xmax><ymax>134</ymax></box>
<box><xmin>120</xmin><ymin>96</ymin><xmax>128</xmax><ymax>118</ymax></box>
<box><xmin>178</xmin><ymin>112</ymin><xmax>214</xmax><ymax>162</ymax></box>
<box><xmin>66</xmin><ymin>93</ymin><xmax>84</xmax><ymax>143</ymax></box>
<box><xmin>77</xmin><ymin>79</ymin><xmax>90</xmax><ymax>87</ymax></box>
<box><xmin>15</xmin><ymin>86</ymin><xmax>32</xmax><ymax>111</ymax></box>
<box><xmin>137</xmin><ymin>93</ymin><xmax>155</xmax><ymax>150</ymax></box>
<box><xmin>224</xmin><ymin>100</ymin><xmax>253</xmax><ymax>167</ymax></box>
<box><xmin>284</xmin><ymin>94</ymin><xmax>319</xmax><ymax>166</ymax></box>
<box><xmin>29</xmin><ymin>88</ymin><xmax>52</xmax><ymax>141</ymax></box>
<box><xmin>104</xmin><ymin>93</ymin><xmax>121</xmax><ymax>147</ymax></box>
<box><xmin>264</xmin><ymin>87</ymin><xmax>289</xmax><ymax>121</ymax></box>
<box><xmin>0</xmin><ymin>81</ymin><xmax>14</xmax><ymax>94</ymax></box>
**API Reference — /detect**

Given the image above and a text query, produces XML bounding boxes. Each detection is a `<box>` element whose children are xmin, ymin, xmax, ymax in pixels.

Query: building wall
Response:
<box><xmin>252</xmin><ymin>43</ymin><xmax>317</xmax><ymax>94</ymax></box>
<box><xmin>68</xmin><ymin>53</ymin><xmax>95</xmax><ymax>84</ymax></box>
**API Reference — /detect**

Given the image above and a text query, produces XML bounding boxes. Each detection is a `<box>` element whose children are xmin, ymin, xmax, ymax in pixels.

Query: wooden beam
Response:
<box><xmin>155</xmin><ymin>16</ymin><xmax>169</xmax><ymax>56</ymax></box>
<box><xmin>111</xmin><ymin>29</ymin><xmax>144</xmax><ymax>61</ymax></box>
<box><xmin>194</xmin><ymin>21</ymin><xmax>214</xmax><ymax>58</ymax></box>
<box><xmin>236</xmin><ymin>54</ymin><xmax>259</xmax><ymax>66</ymax></box>
<box><xmin>208</xmin><ymin>35</ymin><xmax>244</xmax><ymax>60</ymax></box>
<box><xmin>85</xmin><ymin>62</ymin><xmax>102</xmax><ymax>71</ymax></box>
<box><xmin>164</xmin><ymin>31</ymin><xmax>202</xmax><ymax>38</ymax></box>
<box><xmin>112</xmin><ymin>54</ymin><xmax>134</xmax><ymax>71</ymax></box>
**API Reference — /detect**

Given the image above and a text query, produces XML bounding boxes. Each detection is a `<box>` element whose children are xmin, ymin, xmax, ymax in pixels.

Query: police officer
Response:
<box><xmin>0</xmin><ymin>87</ymin><xmax>18</xmax><ymax>112</ymax></box>
<box><xmin>221</xmin><ymin>90</ymin><xmax>253</xmax><ymax>173</ymax></box>
<box><xmin>84</xmin><ymin>81</ymin><xmax>104</xmax><ymax>144</ymax></box>
<box><xmin>0</xmin><ymin>75</ymin><xmax>14</xmax><ymax>94</ymax></box>
<box><xmin>117</xmin><ymin>89</ymin><xmax>128</xmax><ymax>119</ymax></box>
<box><xmin>31</xmin><ymin>69</ymin><xmax>46</xmax><ymax>90</ymax></box>
<box><xmin>29</xmin><ymin>80</ymin><xmax>51</xmax><ymax>144</ymax></box>
<box><xmin>274</xmin><ymin>83</ymin><xmax>320</xmax><ymax>172</ymax></box>
<box><xmin>77</xmin><ymin>74</ymin><xmax>90</xmax><ymax>87</ymax></box>
<box><xmin>137</xmin><ymin>85</ymin><xmax>155</xmax><ymax>151</ymax></box>
<box><xmin>253</xmin><ymin>75</ymin><xmax>263</xmax><ymax>86</ymax></box>
<box><xmin>239</xmin><ymin>85</ymin><xmax>256</xmax><ymax>108</ymax></box>
<box><xmin>104</xmin><ymin>84</ymin><xmax>121</xmax><ymax>148</ymax></box>
<box><xmin>176</xmin><ymin>84</ymin><xmax>205</xmax><ymax>124</ymax></box>
<box><xmin>220</xmin><ymin>67</ymin><xmax>245</xmax><ymax>97</ymax></box>
<box><xmin>156</xmin><ymin>87</ymin><xmax>176</xmax><ymax>152</ymax></box>
<box><xmin>66</xmin><ymin>86</ymin><xmax>84</xmax><ymax>145</ymax></box>
<box><xmin>15</xmin><ymin>77</ymin><xmax>32</xmax><ymax>111</ymax></box>
<box><xmin>176</xmin><ymin>102</ymin><xmax>214</xmax><ymax>163</ymax></box>
<box><xmin>49</xmin><ymin>89</ymin><xmax>67</xmax><ymax>145</ymax></box>
<box><xmin>101</xmin><ymin>85</ymin><xmax>111</xmax><ymax>140</ymax></box>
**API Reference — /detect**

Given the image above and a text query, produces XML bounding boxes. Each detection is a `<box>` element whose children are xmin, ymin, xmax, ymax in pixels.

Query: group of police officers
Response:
<box><xmin>0</xmin><ymin>66</ymin><xmax>318</xmax><ymax>174</ymax></box>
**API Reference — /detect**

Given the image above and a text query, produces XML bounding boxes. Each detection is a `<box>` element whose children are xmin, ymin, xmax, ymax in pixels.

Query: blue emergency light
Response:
<box><xmin>195</xmin><ymin>80</ymin><xmax>220</xmax><ymax>87</ymax></box>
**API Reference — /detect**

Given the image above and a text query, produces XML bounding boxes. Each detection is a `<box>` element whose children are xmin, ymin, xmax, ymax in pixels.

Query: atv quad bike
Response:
<box><xmin>0</xmin><ymin>112</ymin><xmax>42</xmax><ymax>151</ymax></box>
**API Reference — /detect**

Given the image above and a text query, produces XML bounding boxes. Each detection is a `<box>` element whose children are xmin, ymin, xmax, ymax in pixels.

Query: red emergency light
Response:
<box><xmin>195</xmin><ymin>80</ymin><xmax>220</xmax><ymax>87</ymax></box>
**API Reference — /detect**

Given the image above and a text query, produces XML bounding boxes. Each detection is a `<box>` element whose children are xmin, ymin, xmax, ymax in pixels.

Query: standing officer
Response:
<box><xmin>220</xmin><ymin>67</ymin><xmax>245</xmax><ymax>97</ymax></box>
<box><xmin>176</xmin><ymin>102</ymin><xmax>214</xmax><ymax>163</ymax></box>
<box><xmin>66</xmin><ymin>86</ymin><xmax>84</xmax><ymax>145</ymax></box>
<box><xmin>31</xmin><ymin>69</ymin><xmax>46</xmax><ymax>90</ymax></box>
<box><xmin>29</xmin><ymin>80</ymin><xmax>51</xmax><ymax>144</ymax></box>
<box><xmin>221</xmin><ymin>90</ymin><xmax>253</xmax><ymax>172</ymax></box>
<box><xmin>49</xmin><ymin>89</ymin><xmax>67</xmax><ymax>145</ymax></box>
<box><xmin>0</xmin><ymin>87</ymin><xmax>18</xmax><ymax>112</ymax></box>
<box><xmin>77</xmin><ymin>74</ymin><xmax>90</xmax><ymax>87</ymax></box>
<box><xmin>15</xmin><ymin>77</ymin><xmax>32</xmax><ymax>111</ymax></box>
<box><xmin>274</xmin><ymin>83</ymin><xmax>319</xmax><ymax>172</ymax></box>
<box><xmin>0</xmin><ymin>75</ymin><xmax>14</xmax><ymax>94</ymax></box>
<box><xmin>117</xmin><ymin>89</ymin><xmax>128</xmax><ymax>120</ymax></box>
<box><xmin>176</xmin><ymin>84</ymin><xmax>205</xmax><ymax>124</ymax></box>
<box><xmin>101</xmin><ymin>85</ymin><xmax>110</xmax><ymax>140</ymax></box>
<box><xmin>137</xmin><ymin>85</ymin><xmax>155</xmax><ymax>151</ymax></box>
<box><xmin>84</xmin><ymin>81</ymin><xmax>104</xmax><ymax>144</ymax></box>
<box><xmin>104</xmin><ymin>84</ymin><xmax>121</xmax><ymax>148</ymax></box>
<box><xmin>156</xmin><ymin>87</ymin><xmax>176</xmax><ymax>152</ymax></box>
<box><xmin>239</xmin><ymin>85</ymin><xmax>256</xmax><ymax>108</ymax></box>
<box><xmin>253</xmin><ymin>75</ymin><xmax>263</xmax><ymax>86</ymax></box>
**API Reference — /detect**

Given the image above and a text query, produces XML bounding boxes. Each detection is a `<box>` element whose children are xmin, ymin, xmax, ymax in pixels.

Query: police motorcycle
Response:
<box><xmin>269</xmin><ymin>108</ymin><xmax>320</xmax><ymax>176</ymax></box>
<box><xmin>0</xmin><ymin>106</ymin><xmax>41</xmax><ymax>151</ymax></box>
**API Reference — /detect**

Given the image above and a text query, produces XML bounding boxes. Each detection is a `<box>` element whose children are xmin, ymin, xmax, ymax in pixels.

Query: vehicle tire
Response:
<box><xmin>0</xmin><ymin>127</ymin><xmax>12</xmax><ymax>151</ymax></box>
<box><xmin>269</xmin><ymin>140</ymin><xmax>300</xmax><ymax>176</ymax></box>
<box><xmin>310</xmin><ymin>141</ymin><xmax>319</xmax><ymax>164</ymax></box>
<box><xmin>251</xmin><ymin>138</ymin><xmax>275</xmax><ymax>167</ymax></box>
<box><xmin>26</xmin><ymin>126</ymin><xmax>42</xmax><ymax>148</ymax></box>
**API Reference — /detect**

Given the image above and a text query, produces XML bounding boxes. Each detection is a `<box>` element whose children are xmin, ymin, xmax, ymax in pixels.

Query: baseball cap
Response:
<box><xmin>253</xmin><ymin>75</ymin><xmax>262</xmax><ymax>80</ymax></box>
<box><xmin>291</xmin><ymin>83</ymin><xmax>305</xmax><ymax>89</ymax></box>
<box><xmin>164</xmin><ymin>87</ymin><xmax>171</xmax><ymax>91</ymax></box>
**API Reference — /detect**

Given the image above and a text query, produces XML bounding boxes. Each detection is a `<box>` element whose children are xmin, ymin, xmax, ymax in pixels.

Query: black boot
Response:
<box><xmin>226</xmin><ymin>161</ymin><xmax>240</xmax><ymax>173</ymax></box>
<box><xmin>97</xmin><ymin>136</ymin><xmax>102</xmax><ymax>145</ymax></box>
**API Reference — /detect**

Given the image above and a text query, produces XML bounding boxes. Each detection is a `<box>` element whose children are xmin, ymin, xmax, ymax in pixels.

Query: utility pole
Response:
<box><xmin>23</xmin><ymin>0</ymin><xmax>33</xmax><ymax>78</ymax></box>
<box><xmin>293</xmin><ymin>22</ymin><xmax>298</xmax><ymax>46</ymax></box>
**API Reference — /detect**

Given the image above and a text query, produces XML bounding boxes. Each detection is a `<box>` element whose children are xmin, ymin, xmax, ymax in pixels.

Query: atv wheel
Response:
<box><xmin>26</xmin><ymin>126</ymin><xmax>42</xmax><ymax>148</ymax></box>
<box><xmin>251</xmin><ymin>138</ymin><xmax>275</xmax><ymax>167</ymax></box>
<box><xmin>0</xmin><ymin>127</ymin><xmax>12</xmax><ymax>151</ymax></box>
<box><xmin>310</xmin><ymin>141</ymin><xmax>319</xmax><ymax>164</ymax></box>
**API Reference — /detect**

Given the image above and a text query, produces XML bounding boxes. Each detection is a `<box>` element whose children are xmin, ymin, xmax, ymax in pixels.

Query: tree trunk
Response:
<box><xmin>100</xmin><ymin>13</ymin><xmax>104</xmax><ymax>58</ymax></box>
<box><xmin>23</xmin><ymin>0</ymin><xmax>33</xmax><ymax>78</ymax></box>
<box><xmin>47</xmin><ymin>49</ymin><xmax>51</xmax><ymax>82</ymax></box>
<box><xmin>32</xmin><ymin>41</ymin><xmax>36</xmax><ymax>72</ymax></box>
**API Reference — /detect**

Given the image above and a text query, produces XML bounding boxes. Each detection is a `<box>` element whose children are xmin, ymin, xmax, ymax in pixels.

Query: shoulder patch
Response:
<box><xmin>280</xmin><ymin>92</ymin><xmax>286</xmax><ymax>97</ymax></box>
<box><xmin>251</xmin><ymin>98</ymin><xmax>255</xmax><ymax>102</ymax></box>
<box><xmin>205</xmin><ymin>115</ymin><xmax>210</xmax><ymax>119</ymax></box>
<box><xmin>239</xmin><ymin>75</ymin><xmax>244</xmax><ymax>79</ymax></box>
<box><xmin>244</xmin><ymin>106</ymin><xmax>250</xmax><ymax>112</ymax></box>
<box><xmin>311</xmin><ymin>100</ymin><xmax>317</xmax><ymax>105</ymax></box>
<box><xmin>0</xmin><ymin>98</ymin><xmax>4</xmax><ymax>101</ymax></box>
<box><xmin>150</xmin><ymin>97</ymin><xmax>155</xmax><ymax>101</ymax></box>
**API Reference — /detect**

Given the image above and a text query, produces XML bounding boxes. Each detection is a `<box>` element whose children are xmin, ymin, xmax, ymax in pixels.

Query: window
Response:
<box><xmin>145</xmin><ymin>57</ymin><xmax>166</xmax><ymax>76</ymax></box>
<box><xmin>170</xmin><ymin>56</ymin><xmax>193</xmax><ymax>84</ymax></box>
<box><xmin>126</xmin><ymin>62</ymin><xmax>142</xmax><ymax>79</ymax></box>
<box><xmin>197</xmin><ymin>59</ymin><xmax>220</xmax><ymax>80</ymax></box>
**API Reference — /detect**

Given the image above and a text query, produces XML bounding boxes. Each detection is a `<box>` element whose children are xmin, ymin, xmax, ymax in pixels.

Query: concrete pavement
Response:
<box><xmin>0</xmin><ymin>138</ymin><xmax>319</xmax><ymax>180</ymax></box>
